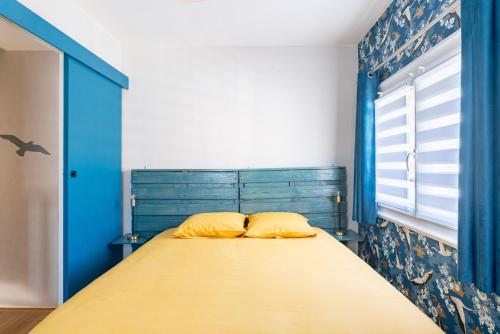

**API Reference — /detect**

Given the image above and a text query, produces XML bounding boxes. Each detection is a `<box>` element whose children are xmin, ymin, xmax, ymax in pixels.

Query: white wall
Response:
<box><xmin>122</xmin><ymin>46</ymin><xmax>358</xmax><ymax>238</ymax></box>
<box><xmin>17</xmin><ymin>0</ymin><xmax>122</xmax><ymax>70</ymax></box>
<box><xmin>0</xmin><ymin>50</ymin><xmax>60</xmax><ymax>307</ymax></box>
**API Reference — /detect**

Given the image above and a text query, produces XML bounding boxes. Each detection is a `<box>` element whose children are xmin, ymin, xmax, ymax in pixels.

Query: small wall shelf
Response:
<box><xmin>333</xmin><ymin>230</ymin><xmax>364</xmax><ymax>242</ymax></box>
<box><xmin>111</xmin><ymin>234</ymin><xmax>150</xmax><ymax>246</ymax></box>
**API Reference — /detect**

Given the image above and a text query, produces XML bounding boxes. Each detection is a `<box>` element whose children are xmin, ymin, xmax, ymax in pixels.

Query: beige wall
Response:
<box><xmin>0</xmin><ymin>50</ymin><xmax>60</xmax><ymax>307</ymax></box>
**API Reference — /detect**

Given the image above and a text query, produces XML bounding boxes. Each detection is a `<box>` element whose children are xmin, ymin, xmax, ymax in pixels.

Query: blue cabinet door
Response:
<box><xmin>64</xmin><ymin>56</ymin><xmax>122</xmax><ymax>300</ymax></box>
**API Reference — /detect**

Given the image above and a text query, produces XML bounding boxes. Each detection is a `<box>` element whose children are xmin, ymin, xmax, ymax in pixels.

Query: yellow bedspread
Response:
<box><xmin>32</xmin><ymin>228</ymin><xmax>442</xmax><ymax>334</ymax></box>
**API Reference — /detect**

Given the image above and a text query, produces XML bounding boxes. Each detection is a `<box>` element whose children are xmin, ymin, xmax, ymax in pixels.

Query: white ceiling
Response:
<box><xmin>0</xmin><ymin>18</ymin><xmax>52</xmax><ymax>51</ymax></box>
<box><xmin>75</xmin><ymin>0</ymin><xmax>391</xmax><ymax>47</ymax></box>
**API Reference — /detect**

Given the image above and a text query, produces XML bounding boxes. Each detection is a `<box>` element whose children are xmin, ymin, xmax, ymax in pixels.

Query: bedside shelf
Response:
<box><xmin>332</xmin><ymin>230</ymin><xmax>364</xmax><ymax>242</ymax></box>
<box><xmin>111</xmin><ymin>233</ymin><xmax>150</xmax><ymax>246</ymax></box>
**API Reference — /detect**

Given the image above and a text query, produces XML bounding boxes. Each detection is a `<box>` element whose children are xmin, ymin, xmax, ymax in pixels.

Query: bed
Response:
<box><xmin>31</xmin><ymin>168</ymin><xmax>442</xmax><ymax>333</ymax></box>
<box><xmin>32</xmin><ymin>228</ymin><xmax>441</xmax><ymax>333</ymax></box>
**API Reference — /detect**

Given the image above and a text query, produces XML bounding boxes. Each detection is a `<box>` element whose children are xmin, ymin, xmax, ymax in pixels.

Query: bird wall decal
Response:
<box><xmin>377</xmin><ymin>15</ymin><xmax>393</xmax><ymax>48</ymax></box>
<box><xmin>449</xmin><ymin>295</ymin><xmax>473</xmax><ymax>333</ymax></box>
<box><xmin>411</xmin><ymin>270</ymin><xmax>433</xmax><ymax>286</ymax></box>
<box><xmin>402</xmin><ymin>7</ymin><xmax>412</xmax><ymax>26</ymax></box>
<box><xmin>0</xmin><ymin>134</ymin><xmax>51</xmax><ymax>157</ymax></box>
<box><xmin>471</xmin><ymin>327</ymin><xmax>482</xmax><ymax>334</ymax></box>
<box><xmin>415</xmin><ymin>244</ymin><xmax>426</xmax><ymax>257</ymax></box>
<box><xmin>400</xmin><ymin>0</ymin><xmax>417</xmax><ymax>27</ymax></box>
<box><xmin>450</xmin><ymin>283</ymin><xmax>465</xmax><ymax>298</ymax></box>
<box><xmin>402</xmin><ymin>226</ymin><xmax>412</xmax><ymax>252</ymax></box>
<box><xmin>432</xmin><ymin>241</ymin><xmax>453</xmax><ymax>257</ymax></box>
<box><xmin>394</xmin><ymin>251</ymin><xmax>404</xmax><ymax>270</ymax></box>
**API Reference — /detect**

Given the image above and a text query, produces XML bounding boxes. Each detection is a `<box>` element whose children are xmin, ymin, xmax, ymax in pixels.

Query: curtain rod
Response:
<box><xmin>368</xmin><ymin>0</ymin><xmax>461</xmax><ymax>77</ymax></box>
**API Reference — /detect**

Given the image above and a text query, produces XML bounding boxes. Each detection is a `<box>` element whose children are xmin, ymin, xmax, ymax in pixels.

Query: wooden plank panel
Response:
<box><xmin>132</xmin><ymin>170</ymin><xmax>238</xmax><ymax>184</ymax></box>
<box><xmin>130</xmin><ymin>167</ymin><xmax>349</xmax><ymax>238</ymax></box>
<box><xmin>304</xmin><ymin>213</ymin><xmax>347</xmax><ymax>230</ymax></box>
<box><xmin>135</xmin><ymin>200</ymin><xmax>238</xmax><ymax>216</ymax></box>
<box><xmin>134</xmin><ymin>214</ymin><xmax>346</xmax><ymax>233</ymax></box>
<box><xmin>240</xmin><ymin>184</ymin><xmax>346</xmax><ymax>200</ymax></box>
<box><xmin>292</xmin><ymin>180</ymin><xmax>344</xmax><ymax>186</ymax></box>
<box><xmin>133</xmin><ymin>183</ymin><xmax>237</xmax><ymax>189</ymax></box>
<box><xmin>240</xmin><ymin>198</ymin><xmax>346</xmax><ymax>214</ymax></box>
<box><xmin>133</xmin><ymin>184</ymin><xmax>238</xmax><ymax>200</ymax></box>
<box><xmin>241</xmin><ymin>182</ymin><xmax>290</xmax><ymax>188</ymax></box>
<box><xmin>134</xmin><ymin>216</ymin><xmax>188</xmax><ymax>233</ymax></box>
<box><xmin>135</xmin><ymin>231</ymin><xmax>161</xmax><ymax>239</ymax></box>
<box><xmin>241</xmin><ymin>180</ymin><xmax>344</xmax><ymax>188</ymax></box>
<box><xmin>239</xmin><ymin>167</ymin><xmax>346</xmax><ymax>183</ymax></box>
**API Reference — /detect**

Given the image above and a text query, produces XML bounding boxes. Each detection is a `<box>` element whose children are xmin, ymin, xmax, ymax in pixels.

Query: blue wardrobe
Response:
<box><xmin>0</xmin><ymin>1</ymin><xmax>128</xmax><ymax>300</ymax></box>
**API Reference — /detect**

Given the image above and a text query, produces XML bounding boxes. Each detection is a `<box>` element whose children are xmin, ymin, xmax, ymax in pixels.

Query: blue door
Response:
<box><xmin>64</xmin><ymin>56</ymin><xmax>122</xmax><ymax>300</ymax></box>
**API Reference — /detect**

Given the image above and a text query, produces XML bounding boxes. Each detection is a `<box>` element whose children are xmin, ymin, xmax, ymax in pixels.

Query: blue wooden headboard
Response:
<box><xmin>131</xmin><ymin>170</ymin><xmax>239</xmax><ymax>237</ymax></box>
<box><xmin>239</xmin><ymin>167</ymin><xmax>346</xmax><ymax>235</ymax></box>
<box><xmin>131</xmin><ymin>167</ymin><xmax>347</xmax><ymax>237</ymax></box>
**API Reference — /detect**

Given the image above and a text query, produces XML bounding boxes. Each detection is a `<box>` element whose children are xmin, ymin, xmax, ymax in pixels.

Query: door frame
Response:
<box><xmin>0</xmin><ymin>0</ymin><xmax>128</xmax><ymax>306</ymax></box>
<box><xmin>0</xmin><ymin>1</ymin><xmax>128</xmax><ymax>89</ymax></box>
<box><xmin>58</xmin><ymin>52</ymin><xmax>65</xmax><ymax>305</ymax></box>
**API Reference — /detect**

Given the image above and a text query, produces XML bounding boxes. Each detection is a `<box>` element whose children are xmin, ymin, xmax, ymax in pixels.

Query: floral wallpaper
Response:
<box><xmin>357</xmin><ymin>0</ymin><xmax>499</xmax><ymax>333</ymax></box>
<box><xmin>358</xmin><ymin>0</ymin><xmax>461</xmax><ymax>80</ymax></box>
<box><xmin>359</xmin><ymin>220</ymin><xmax>499</xmax><ymax>334</ymax></box>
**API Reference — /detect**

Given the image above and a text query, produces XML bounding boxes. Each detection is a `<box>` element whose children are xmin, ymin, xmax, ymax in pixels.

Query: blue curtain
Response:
<box><xmin>458</xmin><ymin>0</ymin><xmax>499</xmax><ymax>294</ymax></box>
<box><xmin>353</xmin><ymin>70</ymin><xmax>380</xmax><ymax>225</ymax></box>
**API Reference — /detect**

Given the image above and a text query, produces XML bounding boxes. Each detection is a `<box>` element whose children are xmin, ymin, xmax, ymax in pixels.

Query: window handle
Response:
<box><xmin>406</xmin><ymin>150</ymin><xmax>416</xmax><ymax>179</ymax></box>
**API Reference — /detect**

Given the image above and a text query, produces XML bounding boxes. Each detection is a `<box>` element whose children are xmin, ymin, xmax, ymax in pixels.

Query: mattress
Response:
<box><xmin>31</xmin><ymin>228</ymin><xmax>442</xmax><ymax>333</ymax></box>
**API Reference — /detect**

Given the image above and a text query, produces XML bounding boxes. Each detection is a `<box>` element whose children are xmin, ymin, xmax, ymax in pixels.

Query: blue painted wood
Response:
<box><xmin>132</xmin><ymin>170</ymin><xmax>237</xmax><ymax>184</ymax></box>
<box><xmin>131</xmin><ymin>170</ymin><xmax>240</xmax><ymax>236</ymax></box>
<box><xmin>304</xmin><ymin>213</ymin><xmax>348</xmax><ymax>229</ymax></box>
<box><xmin>134</xmin><ymin>214</ymin><xmax>345</xmax><ymax>236</ymax></box>
<box><xmin>292</xmin><ymin>180</ymin><xmax>344</xmax><ymax>186</ymax></box>
<box><xmin>240</xmin><ymin>198</ymin><xmax>346</xmax><ymax>214</ymax></box>
<box><xmin>241</xmin><ymin>180</ymin><xmax>344</xmax><ymax>188</ymax></box>
<box><xmin>64</xmin><ymin>55</ymin><xmax>122</xmax><ymax>300</ymax></box>
<box><xmin>239</xmin><ymin>167</ymin><xmax>346</xmax><ymax>183</ymax></box>
<box><xmin>133</xmin><ymin>183</ymin><xmax>238</xmax><ymax>199</ymax></box>
<box><xmin>131</xmin><ymin>167</ymin><xmax>347</xmax><ymax>238</ymax></box>
<box><xmin>135</xmin><ymin>199</ymin><xmax>239</xmax><ymax>216</ymax></box>
<box><xmin>0</xmin><ymin>0</ymin><xmax>128</xmax><ymax>88</ymax></box>
<box><xmin>240</xmin><ymin>184</ymin><xmax>346</xmax><ymax>200</ymax></box>
<box><xmin>135</xmin><ymin>215</ymin><xmax>189</xmax><ymax>235</ymax></box>
<box><xmin>239</xmin><ymin>167</ymin><xmax>347</xmax><ymax>231</ymax></box>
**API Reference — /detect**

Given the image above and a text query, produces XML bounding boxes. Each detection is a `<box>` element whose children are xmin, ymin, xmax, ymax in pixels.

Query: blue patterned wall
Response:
<box><xmin>357</xmin><ymin>1</ymin><xmax>499</xmax><ymax>333</ymax></box>
<box><xmin>360</xmin><ymin>220</ymin><xmax>499</xmax><ymax>334</ymax></box>
<box><xmin>358</xmin><ymin>0</ymin><xmax>460</xmax><ymax>80</ymax></box>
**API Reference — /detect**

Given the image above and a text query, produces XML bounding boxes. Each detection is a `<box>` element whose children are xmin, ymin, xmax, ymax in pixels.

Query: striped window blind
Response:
<box><xmin>375</xmin><ymin>54</ymin><xmax>461</xmax><ymax>229</ymax></box>
<box><xmin>415</xmin><ymin>54</ymin><xmax>461</xmax><ymax>228</ymax></box>
<box><xmin>375</xmin><ymin>86</ymin><xmax>415</xmax><ymax>213</ymax></box>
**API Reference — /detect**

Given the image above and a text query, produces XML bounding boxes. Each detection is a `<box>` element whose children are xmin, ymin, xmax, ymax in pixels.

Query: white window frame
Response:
<box><xmin>375</xmin><ymin>31</ymin><xmax>461</xmax><ymax>247</ymax></box>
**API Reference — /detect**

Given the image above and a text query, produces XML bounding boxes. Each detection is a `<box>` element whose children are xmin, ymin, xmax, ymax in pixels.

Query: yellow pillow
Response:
<box><xmin>174</xmin><ymin>212</ymin><xmax>247</xmax><ymax>238</ymax></box>
<box><xmin>245</xmin><ymin>212</ymin><xmax>316</xmax><ymax>238</ymax></box>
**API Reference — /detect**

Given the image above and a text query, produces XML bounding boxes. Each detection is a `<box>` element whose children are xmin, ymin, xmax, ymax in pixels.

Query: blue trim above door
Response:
<box><xmin>0</xmin><ymin>0</ymin><xmax>128</xmax><ymax>89</ymax></box>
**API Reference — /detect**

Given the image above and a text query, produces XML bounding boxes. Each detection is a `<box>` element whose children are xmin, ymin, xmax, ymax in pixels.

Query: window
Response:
<box><xmin>375</xmin><ymin>54</ymin><xmax>461</xmax><ymax>230</ymax></box>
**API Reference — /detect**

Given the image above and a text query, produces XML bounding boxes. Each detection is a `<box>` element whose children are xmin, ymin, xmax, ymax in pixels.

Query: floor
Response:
<box><xmin>0</xmin><ymin>308</ymin><xmax>53</xmax><ymax>334</ymax></box>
